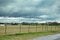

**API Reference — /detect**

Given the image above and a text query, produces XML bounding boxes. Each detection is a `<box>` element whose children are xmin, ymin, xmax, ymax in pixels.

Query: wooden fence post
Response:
<box><xmin>28</xmin><ymin>24</ymin><xmax>30</xmax><ymax>33</ymax></box>
<box><xmin>36</xmin><ymin>23</ymin><xmax>37</xmax><ymax>32</ymax></box>
<box><xmin>51</xmin><ymin>24</ymin><xmax>52</xmax><ymax>31</ymax></box>
<box><xmin>5</xmin><ymin>23</ymin><xmax>7</xmax><ymax>35</ymax></box>
<box><xmin>19</xmin><ymin>23</ymin><xmax>21</xmax><ymax>33</ymax></box>
<box><xmin>41</xmin><ymin>24</ymin><xmax>43</xmax><ymax>32</ymax></box>
<box><xmin>55</xmin><ymin>25</ymin><xmax>56</xmax><ymax>31</ymax></box>
<box><xmin>47</xmin><ymin>23</ymin><xmax>48</xmax><ymax>32</ymax></box>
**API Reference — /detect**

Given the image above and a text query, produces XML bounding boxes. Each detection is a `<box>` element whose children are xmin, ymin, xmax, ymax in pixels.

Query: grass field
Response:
<box><xmin>0</xmin><ymin>31</ymin><xmax>60</xmax><ymax>40</ymax></box>
<box><xmin>0</xmin><ymin>24</ymin><xmax>60</xmax><ymax>40</ymax></box>
<box><xmin>0</xmin><ymin>24</ymin><xmax>60</xmax><ymax>35</ymax></box>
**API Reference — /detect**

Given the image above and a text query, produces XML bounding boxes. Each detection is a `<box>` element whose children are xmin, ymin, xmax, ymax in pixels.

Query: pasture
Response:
<box><xmin>0</xmin><ymin>24</ymin><xmax>60</xmax><ymax>35</ymax></box>
<box><xmin>0</xmin><ymin>24</ymin><xmax>60</xmax><ymax>40</ymax></box>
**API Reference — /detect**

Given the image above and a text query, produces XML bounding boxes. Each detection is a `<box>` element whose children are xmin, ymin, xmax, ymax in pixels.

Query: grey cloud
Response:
<box><xmin>0</xmin><ymin>0</ymin><xmax>60</xmax><ymax>21</ymax></box>
<box><xmin>39</xmin><ymin>0</ymin><xmax>56</xmax><ymax>7</ymax></box>
<box><xmin>0</xmin><ymin>0</ymin><xmax>14</xmax><ymax>6</ymax></box>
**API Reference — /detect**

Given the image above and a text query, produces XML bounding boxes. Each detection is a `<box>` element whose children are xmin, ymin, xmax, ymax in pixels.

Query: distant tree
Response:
<box><xmin>11</xmin><ymin>23</ymin><xmax>18</xmax><ymax>25</ymax></box>
<box><xmin>22</xmin><ymin>22</ymin><xmax>30</xmax><ymax>25</ymax></box>
<box><xmin>46</xmin><ymin>22</ymin><xmax>59</xmax><ymax>26</ymax></box>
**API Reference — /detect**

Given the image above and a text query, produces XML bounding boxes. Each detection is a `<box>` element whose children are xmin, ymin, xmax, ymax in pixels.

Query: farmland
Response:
<box><xmin>0</xmin><ymin>24</ymin><xmax>60</xmax><ymax>40</ymax></box>
<box><xmin>0</xmin><ymin>24</ymin><xmax>60</xmax><ymax>35</ymax></box>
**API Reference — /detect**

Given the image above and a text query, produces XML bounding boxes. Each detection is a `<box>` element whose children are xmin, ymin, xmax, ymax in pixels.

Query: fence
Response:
<box><xmin>0</xmin><ymin>23</ymin><xmax>60</xmax><ymax>35</ymax></box>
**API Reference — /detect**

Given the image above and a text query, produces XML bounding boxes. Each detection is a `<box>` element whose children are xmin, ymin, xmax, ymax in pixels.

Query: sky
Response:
<box><xmin>0</xmin><ymin>0</ymin><xmax>60</xmax><ymax>23</ymax></box>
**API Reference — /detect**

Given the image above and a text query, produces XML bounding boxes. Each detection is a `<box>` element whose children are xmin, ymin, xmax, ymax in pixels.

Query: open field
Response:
<box><xmin>0</xmin><ymin>24</ymin><xmax>60</xmax><ymax>35</ymax></box>
<box><xmin>0</xmin><ymin>24</ymin><xmax>60</xmax><ymax>40</ymax></box>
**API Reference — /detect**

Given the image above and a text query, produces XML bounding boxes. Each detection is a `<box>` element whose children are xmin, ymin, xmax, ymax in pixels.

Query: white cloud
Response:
<box><xmin>38</xmin><ymin>15</ymin><xmax>48</xmax><ymax>18</ymax></box>
<box><xmin>0</xmin><ymin>17</ymin><xmax>60</xmax><ymax>23</ymax></box>
<box><xmin>0</xmin><ymin>17</ymin><xmax>42</xmax><ymax>23</ymax></box>
<box><xmin>37</xmin><ymin>15</ymin><xmax>49</xmax><ymax>18</ymax></box>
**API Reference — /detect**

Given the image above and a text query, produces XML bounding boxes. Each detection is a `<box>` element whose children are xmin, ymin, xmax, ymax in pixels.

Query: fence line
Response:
<box><xmin>19</xmin><ymin>24</ymin><xmax>21</xmax><ymax>33</ymax></box>
<box><xmin>5</xmin><ymin>24</ymin><xmax>7</xmax><ymax>35</ymax></box>
<box><xmin>0</xmin><ymin>24</ymin><xmax>60</xmax><ymax>35</ymax></box>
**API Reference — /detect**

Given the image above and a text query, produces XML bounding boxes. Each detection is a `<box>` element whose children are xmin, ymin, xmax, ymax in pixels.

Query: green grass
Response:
<box><xmin>0</xmin><ymin>31</ymin><xmax>59</xmax><ymax>40</ymax></box>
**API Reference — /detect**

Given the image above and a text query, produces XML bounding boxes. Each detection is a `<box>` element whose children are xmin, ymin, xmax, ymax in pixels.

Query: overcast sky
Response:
<box><xmin>0</xmin><ymin>0</ymin><xmax>60</xmax><ymax>23</ymax></box>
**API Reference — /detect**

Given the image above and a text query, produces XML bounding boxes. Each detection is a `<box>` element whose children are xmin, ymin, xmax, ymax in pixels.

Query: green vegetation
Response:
<box><xmin>0</xmin><ymin>31</ymin><xmax>59</xmax><ymax>40</ymax></box>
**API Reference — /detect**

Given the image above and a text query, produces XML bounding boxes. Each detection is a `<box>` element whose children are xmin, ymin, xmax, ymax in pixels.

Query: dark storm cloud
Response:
<box><xmin>0</xmin><ymin>0</ymin><xmax>14</xmax><ymax>6</ymax></box>
<box><xmin>39</xmin><ymin>0</ymin><xmax>56</xmax><ymax>7</ymax></box>
<box><xmin>0</xmin><ymin>0</ymin><xmax>60</xmax><ymax>21</ymax></box>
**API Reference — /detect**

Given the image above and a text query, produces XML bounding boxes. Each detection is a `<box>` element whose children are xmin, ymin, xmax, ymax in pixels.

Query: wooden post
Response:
<box><xmin>19</xmin><ymin>23</ymin><xmax>21</xmax><ymax>33</ymax></box>
<box><xmin>36</xmin><ymin>23</ymin><xmax>37</xmax><ymax>32</ymax></box>
<box><xmin>51</xmin><ymin>24</ymin><xmax>52</xmax><ymax>31</ymax></box>
<box><xmin>41</xmin><ymin>24</ymin><xmax>43</xmax><ymax>32</ymax></box>
<box><xmin>55</xmin><ymin>25</ymin><xmax>56</xmax><ymax>31</ymax></box>
<box><xmin>5</xmin><ymin>23</ymin><xmax>7</xmax><ymax>35</ymax></box>
<box><xmin>28</xmin><ymin>24</ymin><xmax>30</xmax><ymax>33</ymax></box>
<box><xmin>46</xmin><ymin>22</ymin><xmax>48</xmax><ymax>32</ymax></box>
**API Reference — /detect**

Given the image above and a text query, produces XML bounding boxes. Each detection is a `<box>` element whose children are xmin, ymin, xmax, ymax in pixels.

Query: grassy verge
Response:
<box><xmin>0</xmin><ymin>31</ymin><xmax>60</xmax><ymax>40</ymax></box>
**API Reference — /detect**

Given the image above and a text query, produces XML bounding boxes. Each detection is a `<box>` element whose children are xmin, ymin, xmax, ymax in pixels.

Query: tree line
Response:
<box><xmin>0</xmin><ymin>22</ymin><xmax>60</xmax><ymax>25</ymax></box>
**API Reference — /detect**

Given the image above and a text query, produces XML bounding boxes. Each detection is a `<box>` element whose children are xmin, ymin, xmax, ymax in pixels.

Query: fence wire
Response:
<box><xmin>0</xmin><ymin>23</ymin><xmax>60</xmax><ymax>35</ymax></box>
